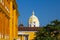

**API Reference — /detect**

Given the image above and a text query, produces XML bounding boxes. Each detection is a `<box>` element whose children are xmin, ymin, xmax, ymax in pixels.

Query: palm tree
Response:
<box><xmin>51</xmin><ymin>19</ymin><xmax>60</xmax><ymax>26</ymax></box>
<box><xmin>46</xmin><ymin>19</ymin><xmax>60</xmax><ymax>30</ymax></box>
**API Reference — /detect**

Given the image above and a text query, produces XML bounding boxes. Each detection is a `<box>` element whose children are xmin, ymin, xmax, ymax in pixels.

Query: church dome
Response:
<box><xmin>28</xmin><ymin>10</ymin><xmax>40</xmax><ymax>27</ymax></box>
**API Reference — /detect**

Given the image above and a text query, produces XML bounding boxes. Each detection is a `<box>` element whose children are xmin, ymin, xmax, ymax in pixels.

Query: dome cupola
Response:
<box><xmin>28</xmin><ymin>10</ymin><xmax>40</xmax><ymax>27</ymax></box>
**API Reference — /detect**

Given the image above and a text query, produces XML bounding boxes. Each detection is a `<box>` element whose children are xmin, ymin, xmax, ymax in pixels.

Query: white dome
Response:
<box><xmin>28</xmin><ymin>11</ymin><xmax>40</xmax><ymax>27</ymax></box>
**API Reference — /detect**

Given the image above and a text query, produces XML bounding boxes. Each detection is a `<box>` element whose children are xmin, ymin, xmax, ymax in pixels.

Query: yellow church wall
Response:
<box><xmin>9</xmin><ymin>0</ymin><xmax>19</xmax><ymax>40</ymax></box>
<box><xmin>15</xmin><ymin>10</ymin><xmax>18</xmax><ymax>38</ymax></box>
<box><xmin>0</xmin><ymin>12</ymin><xmax>3</xmax><ymax>37</ymax></box>
<box><xmin>25</xmin><ymin>31</ymin><xmax>36</xmax><ymax>40</ymax></box>
<box><xmin>12</xmin><ymin>9</ymin><xmax>18</xmax><ymax>39</ymax></box>
<box><xmin>0</xmin><ymin>10</ymin><xmax>2</xmax><ymax>34</ymax></box>
<box><xmin>2</xmin><ymin>13</ymin><xmax>5</xmax><ymax>37</ymax></box>
<box><xmin>18</xmin><ymin>35</ymin><xmax>25</xmax><ymax>40</ymax></box>
<box><xmin>18</xmin><ymin>31</ymin><xmax>36</xmax><ymax>40</ymax></box>
<box><xmin>0</xmin><ymin>0</ymin><xmax>19</xmax><ymax>40</ymax></box>
<box><xmin>18</xmin><ymin>35</ymin><xmax>22</xmax><ymax>40</ymax></box>
<box><xmin>0</xmin><ymin>8</ymin><xmax>10</xmax><ymax>40</ymax></box>
<box><xmin>0</xmin><ymin>12</ymin><xmax>2</xmax><ymax>35</ymax></box>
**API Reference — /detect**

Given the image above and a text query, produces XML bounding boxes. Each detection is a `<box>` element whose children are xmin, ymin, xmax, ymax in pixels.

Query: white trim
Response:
<box><xmin>18</xmin><ymin>32</ymin><xmax>29</xmax><ymax>35</ymax></box>
<box><xmin>18</xmin><ymin>31</ymin><xmax>37</xmax><ymax>32</ymax></box>
<box><xmin>18</xmin><ymin>31</ymin><xmax>37</xmax><ymax>35</ymax></box>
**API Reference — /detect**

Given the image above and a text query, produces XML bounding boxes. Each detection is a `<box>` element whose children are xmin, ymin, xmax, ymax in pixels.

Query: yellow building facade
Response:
<box><xmin>0</xmin><ymin>0</ymin><xmax>19</xmax><ymax>40</ymax></box>
<box><xmin>18</xmin><ymin>26</ymin><xmax>40</xmax><ymax>40</ymax></box>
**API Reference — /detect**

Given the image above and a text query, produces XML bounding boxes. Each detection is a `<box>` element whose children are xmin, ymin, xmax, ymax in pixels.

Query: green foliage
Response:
<box><xmin>34</xmin><ymin>19</ymin><xmax>60</xmax><ymax>40</ymax></box>
<box><xmin>47</xmin><ymin>19</ymin><xmax>60</xmax><ymax>30</ymax></box>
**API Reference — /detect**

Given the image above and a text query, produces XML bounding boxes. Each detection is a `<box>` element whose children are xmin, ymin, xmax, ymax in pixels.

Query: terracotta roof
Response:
<box><xmin>18</xmin><ymin>27</ymin><xmax>41</xmax><ymax>31</ymax></box>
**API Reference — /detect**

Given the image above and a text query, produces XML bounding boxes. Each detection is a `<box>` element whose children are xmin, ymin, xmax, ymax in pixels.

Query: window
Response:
<box><xmin>24</xmin><ymin>35</ymin><xmax>28</xmax><ymax>40</ymax></box>
<box><xmin>34</xmin><ymin>22</ymin><xmax>35</xmax><ymax>27</ymax></box>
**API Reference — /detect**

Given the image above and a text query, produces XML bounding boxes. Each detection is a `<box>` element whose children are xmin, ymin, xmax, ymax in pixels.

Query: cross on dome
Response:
<box><xmin>32</xmin><ymin>10</ymin><xmax>35</xmax><ymax>15</ymax></box>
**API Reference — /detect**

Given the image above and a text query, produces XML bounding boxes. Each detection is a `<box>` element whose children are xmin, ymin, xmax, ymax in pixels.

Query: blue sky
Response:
<box><xmin>16</xmin><ymin>0</ymin><xmax>60</xmax><ymax>26</ymax></box>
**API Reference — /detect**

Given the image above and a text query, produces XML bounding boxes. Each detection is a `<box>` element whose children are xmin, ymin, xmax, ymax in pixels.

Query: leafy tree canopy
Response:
<box><xmin>34</xmin><ymin>19</ymin><xmax>60</xmax><ymax>40</ymax></box>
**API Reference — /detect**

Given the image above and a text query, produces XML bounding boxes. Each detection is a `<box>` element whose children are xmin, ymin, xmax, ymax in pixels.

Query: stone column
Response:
<box><xmin>9</xmin><ymin>1</ymin><xmax>13</xmax><ymax>40</ymax></box>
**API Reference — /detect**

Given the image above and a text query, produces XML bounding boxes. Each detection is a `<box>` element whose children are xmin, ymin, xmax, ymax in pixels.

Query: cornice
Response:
<box><xmin>13</xmin><ymin>0</ymin><xmax>20</xmax><ymax>17</ymax></box>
